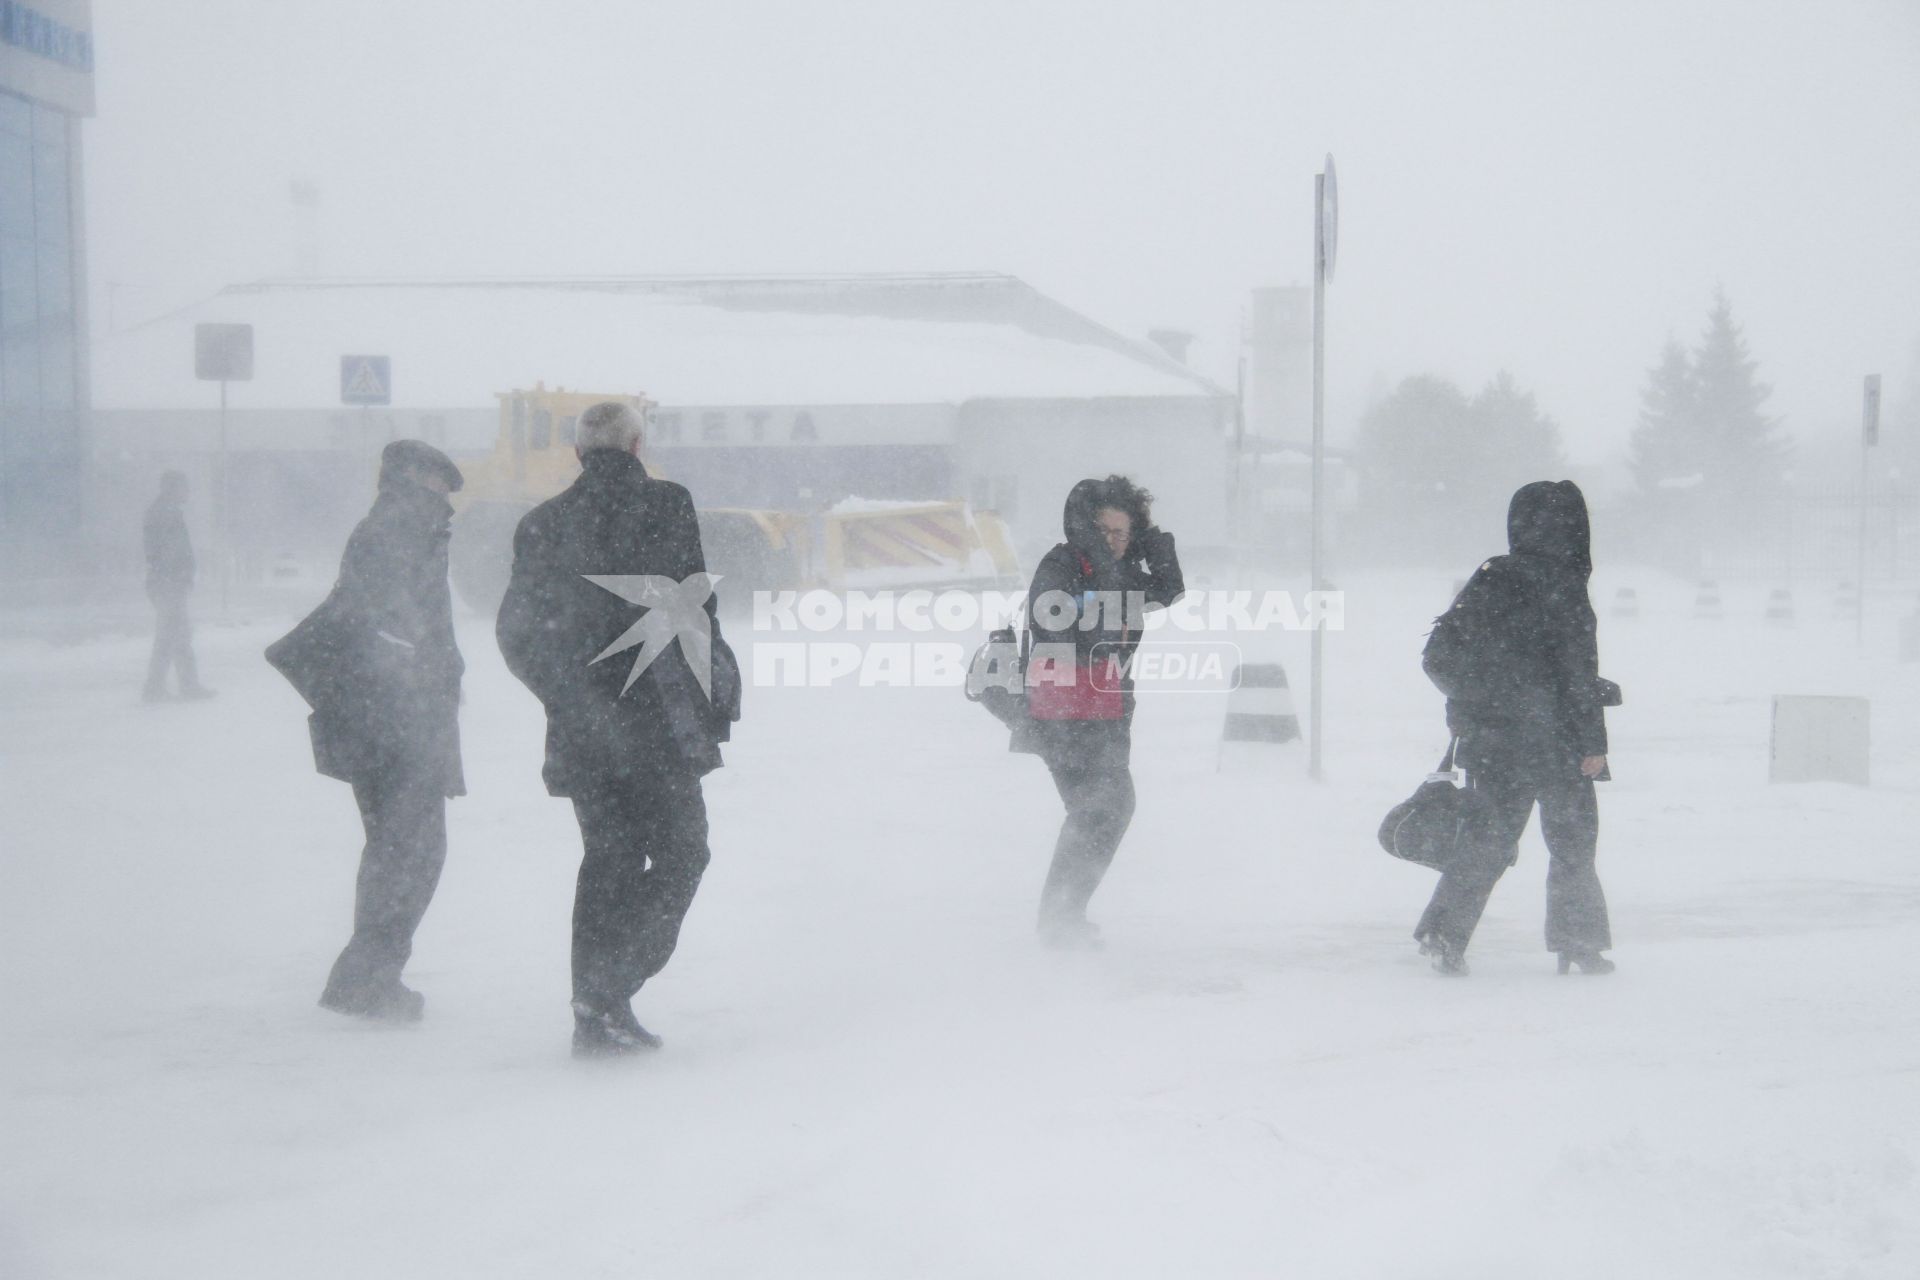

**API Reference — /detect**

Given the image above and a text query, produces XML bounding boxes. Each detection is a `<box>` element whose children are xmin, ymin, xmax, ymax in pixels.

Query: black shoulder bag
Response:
<box><xmin>1377</xmin><ymin>738</ymin><xmax>1493</xmax><ymax>872</ymax></box>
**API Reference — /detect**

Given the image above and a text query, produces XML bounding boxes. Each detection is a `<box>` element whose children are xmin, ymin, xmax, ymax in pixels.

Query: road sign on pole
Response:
<box><xmin>340</xmin><ymin>355</ymin><xmax>392</xmax><ymax>406</ymax></box>
<box><xmin>193</xmin><ymin>323</ymin><xmax>253</xmax><ymax>615</ymax></box>
<box><xmin>194</xmin><ymin>323</ymin><xmax>254</xmax><ymax>382</ymax></box>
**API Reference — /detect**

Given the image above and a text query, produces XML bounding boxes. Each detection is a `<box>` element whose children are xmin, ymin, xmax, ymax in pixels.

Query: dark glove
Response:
<box><xmin>1595</xmin><ymin>677</ymin><xmax>1623</xmax><ymax>707</ymax></box>
<box><xmin>1133</xmin><ymin>525</ymin><xmax>1171</xmax><ymax>568</ymax></box>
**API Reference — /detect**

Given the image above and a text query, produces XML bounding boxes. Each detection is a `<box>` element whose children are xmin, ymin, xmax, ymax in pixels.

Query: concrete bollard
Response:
<box><xmin>1693</xmin><ymin>579</ymin><xmax>1724</xmax><ymax>621</ymax></box>
<box><xmin>1769</xmin><ymin>695</ymin><xmax>1869</xmax><ymax>785</ymax></box>
<box><xmin>1833</xmin><ymin>580</ymin><xmax>1860</xmax><ymax>621</ymax></box>
<box><xmin>1222</xmin><ymin>662</ymin><xmax>1301</xmax><ymax>744</ymax></box>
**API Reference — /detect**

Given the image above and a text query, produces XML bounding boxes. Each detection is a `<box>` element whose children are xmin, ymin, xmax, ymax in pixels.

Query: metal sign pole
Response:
<box><xmin>218</xmin><ymin>378</ymin><xmax>230</xmax><ymax>615</ymax></box>
<box><xmin>1233</xmin><ymin>355</ymin><xmax>1247</xmax><ymax>586</ymax></box>
<box><xmin>1308</xmin><ymin>162</ymin><xmax>1332</xmax><ymax>782</ymax></box>
<box><xmin>1859</xmin><ymin>374</ymin><xmax>1881</xmax><ymax>648</ymax></box>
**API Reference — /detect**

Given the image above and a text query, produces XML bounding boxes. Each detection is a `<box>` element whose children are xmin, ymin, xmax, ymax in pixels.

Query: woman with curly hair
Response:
<box><xmin>1011</xmin><ymin>475</ymin><xmax>1184</xmax><ymax>948</ymax></box>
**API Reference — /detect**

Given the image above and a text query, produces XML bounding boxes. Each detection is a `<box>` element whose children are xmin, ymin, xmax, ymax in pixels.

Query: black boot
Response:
<box><xmin>571</xmin><ymin>999</ymin><xmax>664</xmax><ymax>1058</ymax></box>
<box><xmin>1038</xmin><ymin>915</ymin><xmax>1104</xmax><ymax>951</ymax></box>
<box><xmin>1557</xmin><ymin>950</ymin><xmax>1615</xmax><ymax>975</ymax></box>
<box><xmin>1418</xmin><ymin>933</ymin><xmax>1469</xmax><ymax>977</ymax></box>
<box><xmin>319</xmin><ymin>981</ymin><xmax>425</xmax><ymax>1023</ymax></box>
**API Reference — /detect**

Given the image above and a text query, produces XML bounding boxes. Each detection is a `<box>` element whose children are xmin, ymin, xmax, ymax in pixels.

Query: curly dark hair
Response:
<box><xmin>1094</xmin><ymin>474</ymin><xmax>1153</xmax><ymax>531</ymax></box>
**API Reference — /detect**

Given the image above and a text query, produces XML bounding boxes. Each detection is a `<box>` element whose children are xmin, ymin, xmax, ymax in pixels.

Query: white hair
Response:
<box><xmin>577</xmin><ymin>401</ymin><xmax>645</xmax><ymax>453</ymax></box>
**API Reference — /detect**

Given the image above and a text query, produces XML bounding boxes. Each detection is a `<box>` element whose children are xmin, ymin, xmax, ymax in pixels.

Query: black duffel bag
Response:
<box><xmin>1378</xmin><ymin>738</ymin><xmax>1493</xmax><ymax>872</ymax></box>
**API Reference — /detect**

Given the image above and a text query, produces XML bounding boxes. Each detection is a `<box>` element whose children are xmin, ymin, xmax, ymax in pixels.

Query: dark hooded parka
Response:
<box><xmin>1012</xmin><ymin>478</ymin><xmax>1184</xmax><ymax>935</ymax></box>
<box><xmin>1011</xmin><ymin>478</ymin><xmax>1186</xmax><ymax>770</ymax></box>
<box><xmin>1434</xmin><ymin>478</ymin><xmax>1608</xmax><ymax>775</ymax></box>
<box><xmin>266</xmin><ymin>439</ymin><xmax>467</xmax><ymax>1016</ymax></box>
<box><xmin>1415</xmin><ymin>479</ymin><xmax>1614</xmax><ymax>959</ymax></box>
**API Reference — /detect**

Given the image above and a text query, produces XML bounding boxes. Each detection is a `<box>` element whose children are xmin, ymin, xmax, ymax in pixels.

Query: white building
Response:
<box><xmin>89</xmin><ymin>273</ymin><xmax>1233</xmax><ymax>574</ymax></box>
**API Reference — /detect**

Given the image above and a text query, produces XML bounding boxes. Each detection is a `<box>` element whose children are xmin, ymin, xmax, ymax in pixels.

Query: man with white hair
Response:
<box><xmin>496</xmin><ymin>401</ymin><xmax>740</xmax><ymax>1058</ymax></box>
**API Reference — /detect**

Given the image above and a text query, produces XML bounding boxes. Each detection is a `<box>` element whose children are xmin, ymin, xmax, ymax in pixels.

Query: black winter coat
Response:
<box><xmin>495</xmin><ymin>449</ymin><xmax>740</xmax><ymax>795</ymax></box>
<box><xmin>143</xmin><ymin>497</ymin><xmax>194</xmax><ymax>592</ymax></box>
<box><xmin>1011</xmin><ymin>478</ymin><xmax>1185</xmax><ymax>769</ymax></box>
<box><xmin>1432</xmin><ymin>480</ymin><xmax>1610</xmax><ymax>780</ymax></box>
<box><xmin>266</xmin><ymin>483</ymin><xmax>466</xmax><ymax>795</ymax></box>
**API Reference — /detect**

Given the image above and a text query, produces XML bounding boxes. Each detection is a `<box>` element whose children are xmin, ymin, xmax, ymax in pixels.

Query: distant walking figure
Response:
<box><xmin>1415</xmin><ymin>480</ymin><xmax>1620</xmax><ymax>976</ymax></box>
<box><xmin>142</xmin><ymin>470</ymin><xmax>213</xmax><ymax>701</ymax></box>
<box><xmin>267</xmin><ymin>441</ymin><xmax>468</xmax><ymax>1022</ymax></box>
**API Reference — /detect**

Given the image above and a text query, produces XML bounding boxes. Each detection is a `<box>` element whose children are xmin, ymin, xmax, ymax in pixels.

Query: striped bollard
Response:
<box><xmin>1221</xmin><ymin>662</ymin><xmax>1301</xmax><ymax>752</ymax></box>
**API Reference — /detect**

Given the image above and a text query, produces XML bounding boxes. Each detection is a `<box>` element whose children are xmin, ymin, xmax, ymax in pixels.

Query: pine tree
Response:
<box><xmin>1473</xmin><ymin>370</ymin><xmax>1568</xmax><ymax>493</ymax></box>
<box><xmin>1354</xmin><ymin>371</ymin><xmax>1567</xmax><ymax>560</ymax></box>
<box><xmin>1691</xmin><ymin>290</ymin><xmax>1788</xmax><ymax>520</ymax></box>
<box><xmin>1628</xmin><ymin>339</ymin><xmax>1700</xmax><ymax>494</ymax></box>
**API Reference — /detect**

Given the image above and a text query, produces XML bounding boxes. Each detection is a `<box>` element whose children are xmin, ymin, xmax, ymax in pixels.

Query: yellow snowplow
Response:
<box><xmin>450</xmin><ymin>386</ymin><xmax>1020</xmax><ymax>613</ymax></box>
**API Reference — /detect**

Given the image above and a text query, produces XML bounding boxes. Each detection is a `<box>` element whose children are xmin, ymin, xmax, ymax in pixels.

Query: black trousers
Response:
<box><xmin>1039</xmin><ymin>758</ymin><xmax>1136</xmax><ymax>925</ymax></box>
<box><xmin>569</xmin><ymin>770</ymin><xmax>711</xmax><ymax>1009</ymax></box>
<box><xmin>1414</xmin><ymin>751</ymin><xmax>1610</xmax><ymax>955</ymax></box>
<box><xmin>324</xmin><ymin>769</ymin><xmax>448</xmax><ymax>998</ymax></box>
<box><xmin>144</xmin><ymin>585</ymin><xmax>200</xmax><ymax>694</ymax></box>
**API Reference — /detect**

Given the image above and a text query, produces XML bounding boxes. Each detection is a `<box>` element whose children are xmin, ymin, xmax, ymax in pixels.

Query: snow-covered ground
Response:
<box><xmin>2</xmin><ymin>570</ymin><xmax>1916</xmax><ymax>1279</ymax></box>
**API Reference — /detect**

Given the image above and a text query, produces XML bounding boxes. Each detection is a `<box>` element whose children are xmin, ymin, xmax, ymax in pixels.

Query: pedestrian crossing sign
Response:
<box><xmin>340</xmin><ymin>355</ymin><xmax>391</xmax><ymax>406</ymax></box>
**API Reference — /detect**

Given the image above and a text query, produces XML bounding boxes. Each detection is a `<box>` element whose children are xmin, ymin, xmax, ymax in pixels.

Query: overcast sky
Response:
<box><xmin>85</xmin><ymin>0</ymin><xmax>1920</xmax><ymax>465</ymax></box>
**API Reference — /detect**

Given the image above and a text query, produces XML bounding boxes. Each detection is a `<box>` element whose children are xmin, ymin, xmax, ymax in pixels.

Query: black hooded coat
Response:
<box><xmin>266</xmin><ymin>476</ymin><xmax>466</xmax><ymax>796</ymax></box>
<box><xmin>1010</xmin><ymin>479</ymin><xmax>1185</xmax><ymax>768</ymax></box>
<box><xmin>1424</xmin><ymin>479</ymin><xmax>1610</xmax><ymax>780</ymax></box>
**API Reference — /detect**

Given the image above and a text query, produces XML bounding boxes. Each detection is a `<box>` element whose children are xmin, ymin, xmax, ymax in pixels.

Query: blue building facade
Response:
<box><xmin>0</xmin><ymin>0</ymin><xmax>91</xmax><ymax>560</ymax></box>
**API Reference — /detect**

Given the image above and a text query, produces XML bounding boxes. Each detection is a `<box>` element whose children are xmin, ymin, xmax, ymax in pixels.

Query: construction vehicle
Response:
<box><xmin>449</xmin><ymin>386</ymin><xmax>1020</xmax><ymax>613</ymax></box>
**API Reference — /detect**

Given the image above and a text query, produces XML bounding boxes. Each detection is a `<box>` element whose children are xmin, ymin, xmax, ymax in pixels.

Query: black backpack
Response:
<box><xmin>1422</xmin><ymin>562</ymin><xmax>1512</xmax><ymax>702</ymax></box>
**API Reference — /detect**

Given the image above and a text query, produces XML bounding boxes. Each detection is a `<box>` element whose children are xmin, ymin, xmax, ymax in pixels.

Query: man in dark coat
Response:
<box><xmin>1414</xmin><ymin>479</ymin><xmax>1617</xmax><ymax>976</ymax></box>
<box><xmin>495</xmin><ymin>402</ymin><xmax>740</xmax><ymax>1058</ymax></box>
<box><xmin>1012</xmin><ymin>476</ymin><xmax>1183</xmax><ymax>948</ymax></box>
<box><xmin>266</xmin><ymin>440</ymin><xmax>467</xmax><ymax>1021</ymax></box>
<box><xmin>142</xmin><ymin>470</ymin><xmax>214</xmax><ymax>701</ymax></box>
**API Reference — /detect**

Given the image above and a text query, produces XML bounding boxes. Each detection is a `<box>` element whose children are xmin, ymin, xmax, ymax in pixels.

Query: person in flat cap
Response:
<box><xmin>267</xmin><ymin>440</ymin><xmax>467</xmax><ymax>1022</ymax></box>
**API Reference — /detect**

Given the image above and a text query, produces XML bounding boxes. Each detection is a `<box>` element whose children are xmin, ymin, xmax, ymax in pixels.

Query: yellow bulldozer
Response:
<box><xmin>449</xmin><ymin>386</ymin><xmax>1021</xmax><ymax>612</ymax></box>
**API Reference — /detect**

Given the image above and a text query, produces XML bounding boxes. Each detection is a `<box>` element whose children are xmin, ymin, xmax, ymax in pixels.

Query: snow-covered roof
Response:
<box><xmin>91</xmin><ymin>275</ymin><xmax>1226</xmax><ymax>411</ymax></box>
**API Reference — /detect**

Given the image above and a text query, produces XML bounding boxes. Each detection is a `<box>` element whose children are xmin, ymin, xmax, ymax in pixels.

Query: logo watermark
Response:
<box><xmin>583</xmin><ymin>573</ymin><xmax>720</xmax><ymax>695</ymax></box>
<box><xmin>751</xmin><ymin>588</ymin><xmax>1342</xmax><ymax>636</ymax></box>
<box><xmin>577</xmin><ymin>579</ymin><xmax>1339</xmax><ymax>695</ymax></box>
<box><xmin>746</xmin><ymin>588</ymin><xmax>1339</xmax><ymax>692</ymax></box>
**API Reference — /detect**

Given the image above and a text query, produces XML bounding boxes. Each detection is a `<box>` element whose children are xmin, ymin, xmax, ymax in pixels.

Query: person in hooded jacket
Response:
<box><xmin>1414</xmin><ymin>479</ymin><xmax>1618</xmax><ymax>977</ymax></box>
<box><xmin>142</xmin><ymin>470</ymin><xmax>214</xmax><ymax>701</ymax></box>
<box><xmin>1012</xmin><ymin>475</ymin><xmax>1184</xmax><ymax>948</ymax></box>
<box><xmin>266</xmin><ymin>440</ymin><xmax>467</xmax><ymax>1021</ymax></box>
<box><xmin>495</xmin><ymin>402</ymin><xmax>741</xmax><ymax>1058</ymax></box>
